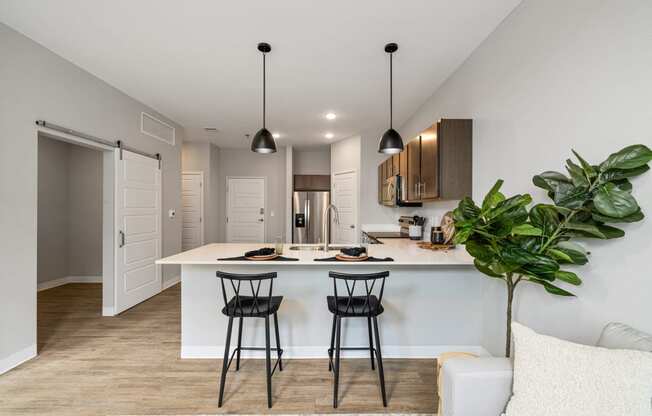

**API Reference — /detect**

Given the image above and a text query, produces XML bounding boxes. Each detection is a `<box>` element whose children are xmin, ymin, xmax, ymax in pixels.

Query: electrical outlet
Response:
<box><xmin>168</xmin><ymin>209</ymin><xmax>176</xmax><ymax>219</ymax></box>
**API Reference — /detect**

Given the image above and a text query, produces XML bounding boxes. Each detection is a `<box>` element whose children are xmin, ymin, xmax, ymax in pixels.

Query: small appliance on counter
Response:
<box><xmin>399</xmin><ymin>215</ymin><xmax>426</xmax><ymax>240</ymax></box>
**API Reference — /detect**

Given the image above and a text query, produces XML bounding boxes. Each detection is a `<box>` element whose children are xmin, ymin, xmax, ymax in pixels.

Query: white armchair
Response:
<box><xmin>439</xmin><ymin>322</ymin><xmax>652</xmax><ymax>416</ymax></box>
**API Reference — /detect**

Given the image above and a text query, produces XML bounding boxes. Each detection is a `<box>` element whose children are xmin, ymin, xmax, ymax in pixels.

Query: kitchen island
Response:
<box><xmin>157</xmin><ymin>240</ymin><xmax>488</xmax><ymax>359</ymax></box>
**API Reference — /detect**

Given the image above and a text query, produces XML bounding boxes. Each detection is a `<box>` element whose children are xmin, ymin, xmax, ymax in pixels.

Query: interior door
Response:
<box><xmin>226</xmin><ymin>177</ymin><xmax>265</xmax><ymax>243</ymax></box>
<box><xmin>181</xmin><ymin>172</ymin><xmax>203</xmax><ymax>251</ymax></box>
<box><xmin>331</xmin><ymin>171</ymin><xmax>358</xmax><ymax>244</ymax></box>
<box><xmin>114</xmin><ymin>149</ymin><xmax>162</xmax><ymax>314</ymax></box>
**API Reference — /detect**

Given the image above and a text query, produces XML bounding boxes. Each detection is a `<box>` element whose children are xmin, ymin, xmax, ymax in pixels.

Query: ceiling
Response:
<box><xmin>0</xmin><ymin>0</ymin><xmax>521</xmax><ymax>148</ymax></box>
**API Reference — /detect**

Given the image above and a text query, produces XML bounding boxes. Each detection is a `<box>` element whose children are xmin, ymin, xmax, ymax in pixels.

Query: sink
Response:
<box><xmin>289</xmin><ymin>244</ymin><xmax>359</xmax><ymax>251</ymax></box>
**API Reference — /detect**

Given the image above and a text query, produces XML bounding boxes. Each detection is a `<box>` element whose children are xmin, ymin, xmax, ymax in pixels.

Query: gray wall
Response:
<box><xmin>0</xmin><ymin>22</ymin><xmax>184</xmax><ymax>370</ymax></box>
<box><xmin>293</xmin><ymin>147</ymin><xmax>331</xmax><ymax>175</ymax></box>
<box><xmin>37</xmin><ymin>136</ymin><xmax>70</xmax><ymax>283</ymax></box>
<box><xmin>181</xmin><ymin>141</ymin><xmax>220</xmax><ymax>244</ymax></box>
<box><xmin>218</xmin><ymin>148</ymin><xmax>287</xmax><ymax>243</ymax></box>
<box><xmin>398</xmin><ymin>0</ymin><xmax>652</xmax><ymax>354</ymax></box>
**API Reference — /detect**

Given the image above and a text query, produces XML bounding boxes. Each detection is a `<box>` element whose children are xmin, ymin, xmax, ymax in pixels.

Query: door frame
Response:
<box><xmin>35</xmin><ymin>127</ymin><xmax>117</xmax><ymax>316</ymax></box>
<box><xmin>225</xmin><ymin>176</ymin><xmax>267</xmax><ymax>243</ymax></box>
<box><xmin>181</xmin><ymin>171</ymin><xmax>205</xmax><ymax>248</ymax></box>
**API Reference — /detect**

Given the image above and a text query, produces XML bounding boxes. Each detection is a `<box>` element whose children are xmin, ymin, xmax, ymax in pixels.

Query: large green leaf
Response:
<box><xmin>521</xmin><ymin>255</ymin><xmax>560</xmax><ymax>279</ymax></box>
<box><xmin>554</xmin><ymin>185</ymin><xmax>589</xmax><ymax>209</ymax></box>
<box><xmin>528</xmin><ymin>278</ymin><xmax>576</xmax><ymax>296</ymax></box>
<box><xmin>600</xmin><ymin>165</ymin><xmax>650</xmax><ymax>182</ymax></box>
<box><xmin>553</xmin><ymin>241</ymin><xmax>589</xmax><ymax>265</ymax></box>
<box><xmin>566</xmin><ymin>159</ymin><xmax>590</xmax><ymax>187</ymax></box>
<box><xmin>482</xmin><ymin>179</ymin><xmax>506</xmax><ymax>212</ymax></box>
<box><xmin>511</xmin><ymin>223</ymin><xmax>543</xmax><ymax>236</ymax></box>
<box><xmin>530</xmin><ymin>204</ymin><xmax>561</xmax><ymax>236</ymax></box>
<box><xmin>572</xmin><ymin>150</ymin><xmax>597</xmax><ymax>179</ymax></box>
<box><xmin>532</xmin><ymin>171</ymin><xmax>571</xmax><ymax>192</ymax></box>
<box><xmin>597</xmin><ymin>224</ymin><xmax>625</xmax><ymax>239</ymax></box>
<box><xmin>473</xmin><ymin>259</ymin><xmax>504</xmax><ymax>278</ymax></box>
<box><xmin>593</xmin><ymin>182</ymin><xmax>639</xmax><ymax>218</ymax></box>
<box><xmin>486</xmin><ymin>194</ymin><xmax>533</xmax><ymax>220</ymax></box>
<box><xmin>592</xmin><ymin>209</ymin><xmax>644</xmax><ymax>223</ymax></box>
<box><xmin>452</xmin><ymin>227</ymin><xmax>473</xmax><ymax>244</ymax></box>
<box><xmin>465</xmin><ymin>240</ymin><xmax>494</xmax><ymax>263</ymax></box>
<box><xmin>456</xmin><ymin>197</ymin><xmax>481</xmax><ymax>221</ymax></box>
<box><xmin>563</xmin><ymin>222</ymin><xmax>606</xmax><ymax>238</ymax></box>
<box><xmin>554</xmin><ymin>270</ymin><xmax>582</xmax><ymax>286</ymax></box>
<box><xmin>599</xmin><ymin>144</ymin><xmax>652</xmax><ymax>171</ymax></box>
<box><xmin>546</xmin><ymin>248</ymin><xmax>573</xmax><ymax>263</ymax></box>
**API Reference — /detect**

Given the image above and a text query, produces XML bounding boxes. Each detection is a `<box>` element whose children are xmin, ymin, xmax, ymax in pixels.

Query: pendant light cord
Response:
<box><xmin>263</xmin><ymin>52</ymin><xmax>266</xmax><ymax>129</ymax></box>
<box><xmin>390</xmin><ymin>52</ymin><xmax>393</xmax><ymax>129</ymax></box>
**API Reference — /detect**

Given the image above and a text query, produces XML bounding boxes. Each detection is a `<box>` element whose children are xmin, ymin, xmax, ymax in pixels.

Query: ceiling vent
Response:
<box><xmin>141</xmin><ymin>112</ymin><xmax>175</xmax><ymax>145</ymax></box>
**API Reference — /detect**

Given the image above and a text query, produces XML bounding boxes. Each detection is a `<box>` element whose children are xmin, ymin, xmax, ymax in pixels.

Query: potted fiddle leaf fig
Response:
<box><xmin>453</xmin><ymin>144</ymin><xmax>652</xmax><ymax>357</ymax></box>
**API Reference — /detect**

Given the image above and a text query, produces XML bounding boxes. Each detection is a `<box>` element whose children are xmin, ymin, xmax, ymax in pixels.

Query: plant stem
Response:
<box><xmin>505</xmin><ymin>273</ymin><xmax>516</xmax><ymax>358</ymax></box>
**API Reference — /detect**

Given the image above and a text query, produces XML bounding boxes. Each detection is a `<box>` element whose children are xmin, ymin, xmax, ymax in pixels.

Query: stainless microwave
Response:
<box><xmin>382</xmin><ymin>175</ymin><xmax>422</xmax><ymax>207</ymax></box>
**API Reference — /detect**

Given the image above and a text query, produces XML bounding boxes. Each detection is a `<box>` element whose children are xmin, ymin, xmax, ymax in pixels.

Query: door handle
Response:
<box><xmin>349</xmin><ymin>225</ymin><xmax>355</xmax><ymax>229</ymax></box>
<box><xmin>119</xmin><ymin>230</ymin><xmax>125</xmax><ymax>248</ymax></box>
<box><xmin>258</xmin><ymin>218</ymin><xmax>264</xmax><ymax>222</ymax></box>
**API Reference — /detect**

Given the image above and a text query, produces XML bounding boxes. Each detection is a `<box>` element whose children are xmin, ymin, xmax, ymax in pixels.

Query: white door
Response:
<box><xmin>114</xmin><ymin>149</ymin><xmax>162</xmax><ymax>314</ymax></box>
<box><xmin>181</xmin><ymin>172</ymin><xmax>204</xmax><ymax>250</ymax></box>
<box><xmin>226</xmin><ymin>177</ymin><xmax>265</xmax><ymax>243</ymax></box>
<box><xmin>332</xmin><ymin>171</ymin><xmax>358</xmax><ymax>244</ymax></box>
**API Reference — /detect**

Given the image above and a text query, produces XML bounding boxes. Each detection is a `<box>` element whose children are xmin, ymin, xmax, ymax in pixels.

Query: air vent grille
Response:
<box><xmin>141</xmin><ymin>112</ymin><xmax>175</xmax><ymax>145</ymax></box>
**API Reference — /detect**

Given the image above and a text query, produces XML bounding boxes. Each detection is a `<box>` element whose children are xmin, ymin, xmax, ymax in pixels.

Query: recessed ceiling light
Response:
<box><xmin>272</xmin><ymin>133</ymin><xmax>280</xmax><ymax>139</ymax></box>
<box><xmin>325</xmin><ymin>113</ymin><xmax>337</xmax><ymax>120</ymax></box>
<box><xmin>325</xmin><ymin>133</ymin><xmax>334</xmax><ymax>139</ymax></box>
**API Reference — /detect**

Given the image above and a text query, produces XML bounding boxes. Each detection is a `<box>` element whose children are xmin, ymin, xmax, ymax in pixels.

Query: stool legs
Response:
<box><xmin>236</xmin><ymin>317</ymin><xmax>243</xmax><ymax>371</ymax></box>
<box><xmin>333</xmin><ymin>315</ymin><xmax>342</xmax><ymax>408</ymax></box>
<box><xmin>218</xmin><ymin>316</ymin><xmax>234</xmax><ymax>407</ymax></box>
<box><xmin>273</xmin><ymin>312</ymin><xmax>283</xmax><ymax>371</ymax></box>
<box><xmin>264</xmin><ymin>316</ymin><xmax>272</xmax><ymax>409</ymax></box>
<box><xmin>367</xmin><ymin>316</ymin><xmax>375</xmax><ymax>370</ymax></box>
<box><xmin>328</xmin><ymin>314</ymin><xmax>336</xmax><ymax>371</ymax></box>
<box><xmin>373</xmin><ymin>316</ymin><xmax>387</xmax><ymax>407</ymax></box>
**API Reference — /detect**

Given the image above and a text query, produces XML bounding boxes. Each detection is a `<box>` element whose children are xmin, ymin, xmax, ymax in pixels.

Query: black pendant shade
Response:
<box><xmin>251</xmin><ymin>127</ymin><xmax>276</xmax><ymax>154</ymax></box>
<box><xmin>252</xmin><ymin>42</ymin><xmax>277</xmax><ymax>154</ymax></box>
<box><xmin>379</xmin><ymin>42</ymin><xmax>404</xmax><ymax>154</ymax></box>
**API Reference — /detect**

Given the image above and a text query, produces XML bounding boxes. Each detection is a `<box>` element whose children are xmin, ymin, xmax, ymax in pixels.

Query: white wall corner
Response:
<box><xmin>163</xmin><ymin>275</ymin><xmax>181</xmax><ymax>290</ymax></box>
<box><xmin>0</xmin><ymin>344</ymin><xmax>37</xmax><ymax>375</ymax></box>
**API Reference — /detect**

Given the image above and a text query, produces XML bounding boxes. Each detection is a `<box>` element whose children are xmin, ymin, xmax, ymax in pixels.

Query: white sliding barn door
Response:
<box><xmin>114</xmin><ymin>149</ymin><xmax>162</xmax><ymax>314</ymax></box>
<box><xmin>226</xmin><ymin>177</ymin><xmax>266</xmax><ymax>243</ymax></box>
<box><xmin>332</xmin><ymin>171</ymin><xmax>358</xmax><ymax>244</ymax></box>
<box><xmin>181</xmin><ymin>172</ymin><xmax>204</xmax><ymax>250</ymax></box>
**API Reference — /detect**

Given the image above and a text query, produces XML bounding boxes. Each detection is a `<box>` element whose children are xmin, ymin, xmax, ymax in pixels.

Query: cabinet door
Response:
<box><xmin>406</xmin><ymin>138</ymin><xmax>421</xmax><ymax>201</ymax></box>
<box><xmin>392</xmin><ymin>154</ymin><xmax>400</xmax><ymax>176</ymax></box>
<box><xmin>399</xmin><ymin>149</ymin><xmax>408</xmax><ymax>177</ymax></box>
<box><xmin>419</xmin><ymin>125</ymin><xmax>439</xmax><ymax>200</ymax></box>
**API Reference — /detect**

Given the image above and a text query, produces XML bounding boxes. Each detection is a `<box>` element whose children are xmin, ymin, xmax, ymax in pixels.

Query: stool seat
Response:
<box><xmin>222</xmin><ymin>295</ymin><xmax>283</xmax><ymax>317</ymax></box>
<box><xmin>327</xmin><ymin>295</ymin><xmax>383</xmax><ymax>317</ymax></box>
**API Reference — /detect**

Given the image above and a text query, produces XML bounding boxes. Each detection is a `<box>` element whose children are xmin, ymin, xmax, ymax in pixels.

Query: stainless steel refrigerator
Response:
<box><xmin>292</xmin><ymin>191</ymin><xmax>330</xmax><ymax>244</ymax></box>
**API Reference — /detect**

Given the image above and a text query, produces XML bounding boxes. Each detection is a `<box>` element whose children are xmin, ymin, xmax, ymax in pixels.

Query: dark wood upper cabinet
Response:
<box><xmin>293</xmin><ymin>174</ymin><xmax>331</xmax><ymax>191</ymax></box>
<box><xmin>376</xmin><ymin>118</ymin><xmax>472</xmax><ymax>204</ymax></box>
<box><xmin>406</xmin><ymin>138</ymin><xmax>421</xmax><ymax>202</ymax></box>
<box><xmin>419</xmin><ymin>125</ymin><xmax>439</xmax><ymax>200</ymax></box>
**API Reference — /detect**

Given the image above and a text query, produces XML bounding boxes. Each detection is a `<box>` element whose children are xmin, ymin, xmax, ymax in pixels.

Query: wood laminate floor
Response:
<box><xmin>0</xmin><ymin>284</ymin><xmax>438</xmax><ymax>415</ymax></box>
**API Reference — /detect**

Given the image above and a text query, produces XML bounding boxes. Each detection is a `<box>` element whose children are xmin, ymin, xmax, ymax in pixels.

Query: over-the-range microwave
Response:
<box><xmin>382</xmin><ymin>175</ymin><xmax>422</xmax><ymax>207</ymax></box>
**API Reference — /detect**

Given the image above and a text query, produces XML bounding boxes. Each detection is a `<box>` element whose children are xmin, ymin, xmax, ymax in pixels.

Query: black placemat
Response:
<box><xmin>218</xmin><ymin>255</ymin><xmax>300</xmax><ymax>261</ymax></box>
<box><xmin>314</xmin><ymin>256</ymin><xmax>394</xmax><ymax>262</ymax></box>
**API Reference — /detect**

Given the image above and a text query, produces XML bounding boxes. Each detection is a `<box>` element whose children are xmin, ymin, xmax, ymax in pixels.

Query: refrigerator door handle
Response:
<box><xmin>305</xmin><ymin>199</ymin><xmax>310</xmax><ymax>234</ymax></box>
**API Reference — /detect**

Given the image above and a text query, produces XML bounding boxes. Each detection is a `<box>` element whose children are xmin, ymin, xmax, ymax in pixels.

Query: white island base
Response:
<box><xmin>158</xmin><ymin>242</ymin><xmax>488</xmax><ymax>359</ymax></box>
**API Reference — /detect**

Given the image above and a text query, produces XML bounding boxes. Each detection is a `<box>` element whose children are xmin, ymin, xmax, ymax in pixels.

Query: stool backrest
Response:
<box><xmin>216</xmin><ymin>271</ymin><xmax>277</xmax><ymax>316</ymax></box>
<box><xmin>329</xmin><ymin>271</ymin><xmax>389</xmax><ymax>315</ymax></box>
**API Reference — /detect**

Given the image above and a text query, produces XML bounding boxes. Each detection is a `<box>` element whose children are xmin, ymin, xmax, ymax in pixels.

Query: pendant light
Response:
<box><xmin>251</xmin><ymin>42</ymin><xmax>277</xmax><ymax>154</ymax></box>
<box><xmin>378</xmin><ymin>42</ymin><xmax>404</xmax><ymax>154</ymax></box>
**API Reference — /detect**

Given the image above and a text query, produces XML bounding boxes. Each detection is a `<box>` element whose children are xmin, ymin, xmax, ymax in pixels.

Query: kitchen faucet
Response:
<box><xmin>323</xmin><ymin>204</ymin><xmax>340</xmax><ymax>252</ymax></box>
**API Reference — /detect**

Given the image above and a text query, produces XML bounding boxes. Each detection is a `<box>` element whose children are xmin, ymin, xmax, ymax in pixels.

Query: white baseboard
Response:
<box><xmin>181</xmin><ymin>344</ymin><xmax>490</xmax><ymax>359</ymax></box>
<box><xmin>162</xmin><ymin>275</ymin><xmax>180</xmax><ymax>290</ymax></box>
<box><xmin>0</xmin><ymin>344</ymin><xmax>37</xmax><ymax>375</ymax></box>
<box><xmin>102</xmin><ymin>306</ymin><xmax>115</xmax><ymax>316</ymax></box>
<box><xmin>37</xmin><ymin>276</ymin><xmax>102</xmax><ymax>291</ymax></box>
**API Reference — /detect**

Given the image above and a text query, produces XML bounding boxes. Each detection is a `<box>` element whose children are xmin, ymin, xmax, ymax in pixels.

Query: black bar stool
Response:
<box><xmin>327</xmin><ymin>270</ymin><xmax>389</xmax><ymax>408</ymax></box>
<box><xmin>216</xmin><ymin>271</ymin><xmax>284</xmax><ymax>408</ymax></box>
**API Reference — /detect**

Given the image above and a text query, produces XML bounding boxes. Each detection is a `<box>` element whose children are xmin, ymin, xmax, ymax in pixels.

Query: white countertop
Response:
<box><xmin>157</xmin><ymin>239</ymin><xmax>473</xmax><ymax>266</ymax></box>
